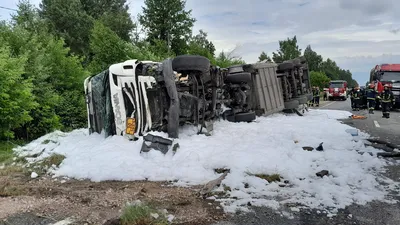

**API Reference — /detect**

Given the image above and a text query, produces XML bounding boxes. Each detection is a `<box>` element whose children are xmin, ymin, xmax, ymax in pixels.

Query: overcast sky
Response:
<box><xmin>1</xmin><ymin>0</ymin><xmax>400</xmax><ymax>85</ymax></box>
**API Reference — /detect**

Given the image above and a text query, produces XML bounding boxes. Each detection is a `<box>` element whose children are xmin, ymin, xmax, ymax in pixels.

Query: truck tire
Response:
<box><xmin>172</xmin><ymin>55</ymin><xmax>210</xmax><ymax>73</ymax></box>
<box><xmin>284</xmin><ymin>100</ymin><xmax>299</xmax><ymax>110</ymax></box>
<box><xmin>225</xmin><ymin>72</ymin><xmax>252</xmax><ymax>84</ymax></box>
<box><xmin>228</xmin><ymin>65</ymin><xmax>244</xmax><ymax>74</ymax></box>
<box><xmin>234</xmin><ymin>112</ymin><xmax>256</xmax><ymax>122</ymax></box>
<box><xmin>293</xmin><ymin>95</ymin><xmax>308</xmax><ymax>104</ymax></box>
<box><xmin>278</xmin><ymin>62</ymin><xmax>294</xmax><ymax>71</ymax></box>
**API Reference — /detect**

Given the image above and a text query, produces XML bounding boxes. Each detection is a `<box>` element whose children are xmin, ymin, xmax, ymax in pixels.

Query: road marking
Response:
<box><xmin>320</xmin><ymin>101</ymin><xmax>335</xmax><ymax>108</ymax></box>
<box><xmin>374</xmin><ymin>120</ymin><xmax>380</xmax><ymax>128</ymax></box>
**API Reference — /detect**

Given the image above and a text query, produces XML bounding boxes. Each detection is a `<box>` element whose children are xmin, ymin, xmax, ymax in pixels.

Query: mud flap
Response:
<box><xmin>140</xmin><ymin>134</ymin><xmax>176</xmax><ymax>155</ymax></box>
<box><xmin>162</xmin><ymin>59</ymin><xmax>180</xmax><ymax>138</ymax></box>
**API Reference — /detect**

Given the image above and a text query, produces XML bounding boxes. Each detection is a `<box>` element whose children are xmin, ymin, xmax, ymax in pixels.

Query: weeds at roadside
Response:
<box><xmin>121</xmin><ymin>203</ymin><xmax>169</xmax><ymax>225</ymax></box>
<box><xmin>246</xmin><ymin>172</ymin><xmax>282</xmax><ymax>183</ymax></box>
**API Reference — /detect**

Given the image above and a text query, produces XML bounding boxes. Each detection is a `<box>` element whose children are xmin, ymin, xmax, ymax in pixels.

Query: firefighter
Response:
<box><xmin>352</xmin><ymin>87</ymin><xmax>361</xmax><ymax>111</ymax></box>
<box><xmin>380</xmin><ymin>84</ymin><xmax>395</xmax><ymax>118</ymax></box>
<box><xmin>313</xmin><ymin>86</ymin><xmax>320</xmax><ymax>107</ymax></box>
<box><xmin>349</xmin><ymin>87</ymin><xmax>355</xmax><ymax>109</ymax></box>
<box><xmin>366</xmin><ymin>83</ymin><xmax>377</xmax><ymax>114</ymax></box>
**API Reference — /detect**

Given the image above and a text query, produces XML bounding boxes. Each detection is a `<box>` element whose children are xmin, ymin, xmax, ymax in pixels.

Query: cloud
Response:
<box><xmin>1</xmin><ymin>0</ymin><xmax>399</xmax><ymax>83</ymax></box>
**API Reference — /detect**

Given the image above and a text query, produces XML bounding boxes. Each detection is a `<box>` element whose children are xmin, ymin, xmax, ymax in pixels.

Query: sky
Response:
<box><xmin>1</xmin><ymin>0</ymin><xmax>400</xmax><ymax>85</ymax></box>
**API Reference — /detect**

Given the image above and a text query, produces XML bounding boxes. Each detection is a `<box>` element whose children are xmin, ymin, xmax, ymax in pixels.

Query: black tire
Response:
<box><xmin>225</xmin><ymin>72</ymin><xmax>252</xmax><ymax>84</ymax></box>
<box><xmin>284</xmin><ymin>100</ymin><xmax>299</xmax><ymax>110</ymax></box>
<box><xmin>172</xmin><ymin>55</ymin><xmax>210</xmax><ymax>73</ymax></box>
<box><xmin>228</xmin><ymin>65</ymin><xmax>244</xmax><ymax>74</ymax></box>
<box><xmin>293</xmin><ymin>96</ymin><xmax>308</xmax><ymax>104</ymax></box>
<box><xmin>278</xmin><ymin>62</ymin><xmax>294</xmax><ymax>71</ymax></box>
<box><xmin>234</xmin><ymin>112</ymin><xmax>256</xmax><ymax>122</ymax></box>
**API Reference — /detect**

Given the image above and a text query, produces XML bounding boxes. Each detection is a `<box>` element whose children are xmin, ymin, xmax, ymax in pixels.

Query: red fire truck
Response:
<box><xmin>327</xmin><ymin>80</ymin><xmax>348</xmax><ymax>101</ymax></box>
<box><xmin>370</xmin><ymin>64</ymin><xmax>400</xmax><ymax>108</ymax></box>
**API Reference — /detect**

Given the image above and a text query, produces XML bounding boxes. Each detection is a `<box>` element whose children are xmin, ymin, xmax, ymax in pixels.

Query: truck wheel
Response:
<box><xmin>234</xmin><ymin>112</ymin><xmax>256</xmax><ymax>122</ymax></box>
<box><xmin>284</xmin><ymin>100</ymin><xmax>299</xmax><ymax>110</ymax></box>
<box><xmin>228</xmin><ymin>65</ymin><xmax>244</xmax><ymax>74</ymax></box>
<box><xmin>225</xmin><ymin>72</ymin><xmax>252</xmax><ymax>84</ymax></box>
<box><xmin>172</xmin><ymin>55</ymin><xmax>210</xmax><ymax>73</ymax></box>
<box><xmin>278</xmin><ymin>62</ymin><xmax>294</xmax><ymax>71</ymax></box>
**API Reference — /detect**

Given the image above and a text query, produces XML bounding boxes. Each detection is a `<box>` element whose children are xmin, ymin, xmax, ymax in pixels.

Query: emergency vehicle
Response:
<box><xmin>327</xmin><ymin>80</ymin><xmax>348</xmax><ymax>101</ymax></box>
<box><xmin>370</xmin><ymin>64</ymin><xmax>400</xmax><ymax>108</ymax></box>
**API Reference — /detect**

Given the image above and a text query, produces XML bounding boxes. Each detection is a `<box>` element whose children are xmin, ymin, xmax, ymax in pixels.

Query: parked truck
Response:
<box><xmin>370</xmin><ymin>64</ymin><xmax>400</xmax><ymax>108</ymax></box>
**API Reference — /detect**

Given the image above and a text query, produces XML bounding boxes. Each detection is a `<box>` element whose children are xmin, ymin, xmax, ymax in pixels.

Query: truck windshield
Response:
<box><xmin>330</xmin><ymin>83</ymin><xmax>344</xmax><ymax>88</ymax></box>
<box><xmin>381</xmin><ymin>72</ymin><xmax>400</xmax><ymax>81</ymax></box>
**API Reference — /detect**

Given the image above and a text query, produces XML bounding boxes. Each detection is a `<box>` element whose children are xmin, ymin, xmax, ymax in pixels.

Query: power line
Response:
<box><xmin>0</xmin><ymin>6</ymin><xmax>17</xmax><ymax>11</ymax></box>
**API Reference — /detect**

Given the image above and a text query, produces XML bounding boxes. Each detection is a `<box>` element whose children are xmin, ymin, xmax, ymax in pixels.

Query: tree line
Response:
<box><xmin>258</xmin><ymin>36</ymin><xmax>359</xmax><ymax>89</ymax></box>
<box><xmin>0</xmin><ymin>0</ymin><xmax>245</xmax><ymax>141</ymax></box>
<box><xmin>1</xmin><ymin>0</ymin><xmax>356</xmax><ymax>141</ymax></box>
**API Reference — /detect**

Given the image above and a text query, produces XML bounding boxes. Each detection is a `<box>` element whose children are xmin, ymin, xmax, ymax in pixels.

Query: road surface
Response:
<box><xmin>214</xmin><ymin>99</ymin><xmax>400</xmax><ymax>225</ymax></box>
<box><xmin>318</xmin><ymin>99</ymin><xmax>400</xmax><ymax>146</ymax></box>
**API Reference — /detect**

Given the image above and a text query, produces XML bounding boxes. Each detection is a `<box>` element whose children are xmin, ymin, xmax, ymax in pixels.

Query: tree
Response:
<box><xmin>138</xmin><ymin>0</ymin><xmax>196</xmax><ymax>55</ymax></box>
<box><xmin>39</xmin><ymin>0</ymin><xmax>93</xmax><ymax>55</ymax></box>
<box><xmin>258</xmin><ymin>51</ymin><xmax>272</xmax><ymax>62</ymax></box>
<box><xmin>272</xmin><ymin>36</ymin><xmax>301</xmax><ymax>63</ymax></box>
<box><xmin>214</xmin><ymin>49</ymin><xmax>246</xmax><ymax>68</ymax></box>
<box><xmin>320</xmin><ymin>58</ymin><xmax>340</xmax><ymax>80</ymax></box>
<box><xmin>187</xmin><ymin>30</ymin><xmax>215</xmax><ymax>59</ymax></box>
<box><xmin>80</xmin><ymin>0</ymin><xmax>135</xmax><ymax>41</ymax></box>
<box><xmin>310</xmin><ymin>71</ymin><xmax>330</xmax><ymax>89</ymax></box>
<box><xmin>303</xmin><ymin>45</ymin><xmax>323</xmax><ymax>72</ymax></box>
<box><xmin>39</xmin><ymin>0</ymin><xmax>135</xmax><ymax>55</ymax></box>
<box><xmin>0</xmin><ymin>43</ymin><xmax>36</xmax><ymax>139</ymax></box>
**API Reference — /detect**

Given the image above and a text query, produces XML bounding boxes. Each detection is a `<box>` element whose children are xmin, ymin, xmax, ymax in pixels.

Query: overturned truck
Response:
<box><xmin>84</xmin><ymin>55</ymin><xmax>309</xmax><ymax>151</ymax></box>
<box><xmin>84</xmin><ymin>55</ymin><xmax>256</xmax><ymax>144</ymax></box>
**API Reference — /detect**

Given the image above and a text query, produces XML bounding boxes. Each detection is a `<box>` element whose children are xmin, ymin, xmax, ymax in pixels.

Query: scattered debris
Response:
<box><xmin>302</xmin><ymin>146</ymin><xmax>314</xmax><ymax>151</ymax></box>
<box><xmin>290</xmin><ymin>207</ymin><xmax>300</xmax><ymax>212</ymax></box>
<box><xmin>294</xmin><ymin>140</ymin><xmax>299</xmax><ymax>144</ymax></box>
<box><xmin>30</xmin><ymin>172</ymin><xmax>38</xmax><ymax>179</ymax></box>
<box><xmin>345</xmin><ymin>129</ymin><xmax>359</xmax><ymax>136</ymax></box>
<box><xmin>377</xmin><ymin>152</ymin><xmax>400</xmax><ymax>158</ymax></box>
<box><xmin>365</xmin><ymin>142</ymin><xmax>394</xmax><ymax>152</ymax></box>
<box><xmin>316</xmin><ymin>142</ymin><xmax>324</xmax><ymax>151</ymax></box>
<box><xmin>199</xmin><ymin>171</ymin><xmax>229</xmax><ymax>198</ymax></box>
<box><xmin>316</xmin><ymin>170</ymin><xmax>329</xmax><ymax>178</ymax></box>
<box><xmin>140</xmin><ymin>134</ymin><xmax>174</xmax><ymax>155</ymax></box>
<box><xmin>350</xmin><ymin>115</ymin><xmax>366</xmax><ymax>119</ymax></box>
<box><xmin>214</xmin><ymin>168</ymin><xmax>230</xmax><ymax>174</ymax></box>
<box><xmin>244</xmin><ymin>183</ymin><xmax>249</xmax><ymax>188</ymax></box>
<box><xmin>367</xmin><ymin>138</ymin><xmax>400</xmax><ymax>150</ymax></box>
<box><xmin>348</xmin><ymin>214</ymin><xmax>353</xmax><ymax>219</ymax></box>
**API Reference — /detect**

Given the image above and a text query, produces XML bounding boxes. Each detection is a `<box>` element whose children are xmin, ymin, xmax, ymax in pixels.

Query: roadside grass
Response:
<box><xmin>0</xmin><ymin>141</ymin><xmax>15</xmax><ymax>164</ymax></box>
<box><xmin>246</xmin><ymin>172</ymin><xmax>282</xmax><ymax>183</ymax></box>
<box><xmin>121</xmin><ymin>204</ymin><xmax>169</xmax><ymax>225</ymax></box>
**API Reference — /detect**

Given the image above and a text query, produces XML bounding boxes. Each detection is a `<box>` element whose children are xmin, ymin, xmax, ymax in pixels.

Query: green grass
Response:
<box><xmin>247</xmin><ymin>172</ymin><xmax>282</xmax><ymax>183</ymax></box>
<box><xmin>121</xmin><ymin>204</ymin><xmax>169</xmax><ymax>225</ymax></box>
<box><xmin>40</xmin><ymin>154</ymin><xmax>66</xmax><ymax>168</ymax></box>
<box><xmin>0</xmin><ymin>141</ymin><xmax>15</xmax><ymax>163</ymax></box>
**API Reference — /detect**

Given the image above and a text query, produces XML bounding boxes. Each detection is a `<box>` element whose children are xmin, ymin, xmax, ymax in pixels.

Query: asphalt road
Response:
<box><xmin>318</xmin><ymin>99</ymin><xmax>400</xmax><ymax>146</ymax></box>
<box><xmin>213</xmin><ymin>99</ymin><xmax>400</xmax><ymax>225</ymax></box>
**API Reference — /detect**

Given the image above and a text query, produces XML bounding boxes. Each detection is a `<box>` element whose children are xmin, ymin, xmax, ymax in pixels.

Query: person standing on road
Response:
<box><xmin>313</xmin><ymin>86</ymin><xmax>320</xmax><ymax>107</ymax></box>
<box><xmin>380</xmin><ymin>84</ymin><xmax>395</xmax><ymax>118</ymax></box>
<box><xmin>349</xmin><ymin>87</ymin><xmax>355</xmax><ymax>109</ymax></box>
<box><xmin>366</xmin><ymin>83</ymin><xmax>377</xmax><ymax>114</ymax></box>
<box><xmin>352</xmin><ymin>87</ymin><xmax>362</xmax><ymax>111</ymax></box>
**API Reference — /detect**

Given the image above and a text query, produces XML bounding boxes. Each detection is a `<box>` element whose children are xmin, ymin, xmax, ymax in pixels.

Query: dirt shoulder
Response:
<box><xmin>0</xmin><ymin>170</ymin><xmax>226</xmax><ymax>225</ymax></box>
